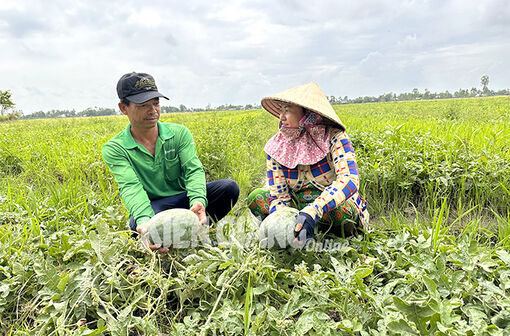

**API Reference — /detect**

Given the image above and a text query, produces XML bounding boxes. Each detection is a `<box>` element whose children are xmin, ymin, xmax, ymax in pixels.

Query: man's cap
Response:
<box><xmin>117</xmin><ymin>72</ymin><xmax>169</xmax><ymax>104</ymax></box>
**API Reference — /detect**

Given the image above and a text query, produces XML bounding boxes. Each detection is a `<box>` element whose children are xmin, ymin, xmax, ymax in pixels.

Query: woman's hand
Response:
<box><xmin>294</xmin><ymin>212</ymin><xmax>316</xmax><ymax>243</ymax></box>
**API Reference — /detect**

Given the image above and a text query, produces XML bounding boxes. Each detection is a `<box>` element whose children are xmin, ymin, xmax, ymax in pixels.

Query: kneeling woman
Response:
<box><xmin>248</xmin><ymin>82</ymin><xmax>369</xmax><ymax>242</ymax></box>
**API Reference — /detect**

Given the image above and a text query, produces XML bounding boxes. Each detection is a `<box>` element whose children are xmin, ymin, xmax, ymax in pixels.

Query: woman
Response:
<box><xmin>247</xmin><ymin>82</ymin><xmax>369</xmax><ymax>242</ymax></box>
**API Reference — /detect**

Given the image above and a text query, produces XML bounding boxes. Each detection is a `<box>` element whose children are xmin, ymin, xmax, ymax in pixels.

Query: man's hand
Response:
<box><xmin>137</xmin><ymin>220</ymin><xmax>169</xmax><ymax>254</ymax></box>
<box><xmin>294</xmin><ymin>212</ymin><xmax>316</xmax><ymax>244</ymax></box>
<box><xmin>190</xmin><ymin>201</ymin><xmax>207</xmax><ymax>226</ymax></box>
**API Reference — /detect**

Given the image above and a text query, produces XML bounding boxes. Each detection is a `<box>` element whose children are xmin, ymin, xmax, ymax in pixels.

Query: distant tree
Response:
<box><xmin>8</xmin><ymin>110</ymin><xmax>22</xmax><ymax>120</ymax></box>
<box><xmin>481</xmin><ymin>75</ymin><xmax>489</xmax><ymax>94</ymax></box>
<box><xmin>161</xmin><ymin>106</ymin><xmax>179</xmax><ymax>113</ymax></box>
<box><xmin>329</xmin><ymin>96</ymin><xmax>341</xmax><ymax>105</ymax></box>
<box><xmin>25</xmin><ymin>111</ymin><xmax>48</xmax><ymax>119</ymax></box>
<box><xmin>423</xmin><ymin>89</ymin><xmax>431</xmax><ymax>100</ymax></box>
<box><xmin>441</xmin><ymin>90</ymin><xmax>453</xmax><ymax>99</ymax></box>
<box><xmin>454</xmin><ymin>88</ymin><xmax>469</xmax><ymax>98</ymax></box>
<box><xmin>179</xmin><ymin>104</ymin><xmax>187</xmax><ymax>112</ymax></box>
<box><xmin>77</xmin><ymin>107</ymin><xmax>116</xmax><ymax>117</ymax></box>
<box><xmin>383</xmin><ymin>92</ymin><xmax>395</xmax><ymax>102</ymax></box>
<box><xmin>0</xmin><ymin>90</ymin><xmax>15</xmax><ymax>116</ymax></box>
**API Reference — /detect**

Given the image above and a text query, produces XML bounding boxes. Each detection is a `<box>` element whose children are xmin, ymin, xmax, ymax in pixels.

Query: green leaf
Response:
<box><xmin>252</xmin><ymin>285</ymin><xmax>268</xmax><ymax>295</ymax></box>
<box><xmin>353</xmin><ymin>266</ymin><xmax>373</xmax><ymax>280</ymax></box>
<box><xmin>295</xmin><ymin>311</ymin><xmax>314</xmax><ymax>335</ymax></box>
<box><xmin>477</xmin><ymin>256</ymin><xmax>498</xmax><ymax>272</ymax></box>
<box><xmin>387</xmin><ymin>319</ymin><xmax>419</xmax><ymax>335</ymax></box>
<box><xmin>341</xmin><ymin>319</ymin><xmax>353</xmax><ymax>329</ymax></box>
<box><xmin>392</xmin><ymin>297</ymin><xmax>435</xmax><ymax>318</ymax></box>
<box><xmin>57</xmin><ymin>273</ymin><xmax>69</xmax><ymax>292</ymax></box>
<box><xmin>491</xmin><ymin>310</ymin><xmax>510</xmax><ymax>329</ymax></box>
<box><xmin>182</xmin><ymin>253</ymin><xmax>200</xmax><ymax>264</ymax></box>
<box><xmin>462</xmin><ymin>305</ymin><xmax>488</xmax><ymax>329</ymax></box>
<box><xmin>216</xmin><ymin>269</ymin><xmax>230</xmax><ymax>287</ymax></box>
<box><xmin>219</xmin><ymin>261</ymin><xmax>233</xmax><ymax>270</ymax></box>
<box><xmin>496</xmin><ymin>250</ymin><xmax>510</xmax><ymax>266</ymax></box>
<box><xmin>391</xmin><ymin>296</ymin><xmax>437</xmax><ymax>334</ymax></box>
<box><xmin>53</xmin><ymin>300</ymin><xmax>68</xmax><ymax>313</ymax></box>
<box><xmin>422</xmin><ymin>275</ymin><xmax>438</xmax><ymax>299</ymax></box>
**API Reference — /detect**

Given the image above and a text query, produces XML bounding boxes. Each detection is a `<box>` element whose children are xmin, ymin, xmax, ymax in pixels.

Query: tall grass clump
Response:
<box><xmin>340</xmin><ymin>97</ymin><xmax>510</xmax><ymax>219</ymax></box>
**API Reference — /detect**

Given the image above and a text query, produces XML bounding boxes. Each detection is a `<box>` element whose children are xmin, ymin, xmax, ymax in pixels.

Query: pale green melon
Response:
<box><xmin>259</xmin><ymin>207</ymin><xmax>299</xmax><ymax>249</ymax></box>
<box><xmin>147</xmin><ymin>208</ymin><xmax>200</xmax><ymax>248</ymax></box>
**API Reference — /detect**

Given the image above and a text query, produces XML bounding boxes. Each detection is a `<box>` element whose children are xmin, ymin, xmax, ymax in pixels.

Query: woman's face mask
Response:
<box><xmin>279</xmin><ymin>127</ymin><xmax>302</xmax><ymax>140</ymax></box>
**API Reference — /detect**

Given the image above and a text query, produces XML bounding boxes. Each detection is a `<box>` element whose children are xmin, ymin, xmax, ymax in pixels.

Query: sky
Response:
<box><xmin>0</xmin><ymin>0</ymin><xmax>509</xmax><ymax>114</ymax></box>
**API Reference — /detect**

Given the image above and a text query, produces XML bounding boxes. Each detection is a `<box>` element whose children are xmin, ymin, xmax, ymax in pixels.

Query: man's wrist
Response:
<box><xmin>190</xmin><ymin>197</ymin><xmax>207</xmax><ymax>208</ymax></box>
<box><xmin>136</xmin><ymin>216</ymin><xmax>151</xmax><ymax>227</ymax></box>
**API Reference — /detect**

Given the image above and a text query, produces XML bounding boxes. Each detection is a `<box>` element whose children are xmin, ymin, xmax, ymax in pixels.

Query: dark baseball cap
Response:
<box><xmin>116</xmin><ymin>72</ymin><xmax>169</xmax><ymax>104</ymax></box>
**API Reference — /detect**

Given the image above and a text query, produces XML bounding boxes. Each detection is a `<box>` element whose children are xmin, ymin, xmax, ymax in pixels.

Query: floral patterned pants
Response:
<box><xmin>247</xmin><ymin>187</ymin><xmax>361</xmax><ymax>237</ymax></box>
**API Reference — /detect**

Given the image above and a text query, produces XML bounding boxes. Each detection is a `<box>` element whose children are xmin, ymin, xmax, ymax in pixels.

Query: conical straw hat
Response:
<box><xmin>261</xmin><ymin>82</ymin><xmax>345</xmax><ymax>130</ymax></box>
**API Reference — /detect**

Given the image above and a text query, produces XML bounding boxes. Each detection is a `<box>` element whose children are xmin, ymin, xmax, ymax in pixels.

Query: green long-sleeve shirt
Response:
<box><xmin>102</xmin><ymin>121</ymin><xmax>207</xmax><ymax>227</ymax></box>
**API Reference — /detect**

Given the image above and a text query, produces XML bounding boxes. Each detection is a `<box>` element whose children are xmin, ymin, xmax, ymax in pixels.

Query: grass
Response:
<box><xmin>0</xmin><ymin>96</ymin><xmax>509</xmax><ymax>334</ymax></box>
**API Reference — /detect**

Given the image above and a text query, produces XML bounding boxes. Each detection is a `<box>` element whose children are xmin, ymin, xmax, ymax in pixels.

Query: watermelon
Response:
<box><xmin>146</xmin><ymin>208</ymin><xmax>200</xmax><ymax>248</ymax></box>
<box><xmin>259</xmin><ymin>207</ymin><xmax>299</xmax><ymax>249</ymax></box>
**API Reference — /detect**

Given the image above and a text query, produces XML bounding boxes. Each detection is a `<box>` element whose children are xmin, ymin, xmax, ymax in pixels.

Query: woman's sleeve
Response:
<box><xmin>266</xmin><ymin>155</ymin><xmax>292</xmax><ymax>213</ymax></box>
<box><xmin>300</xmin><ymin>131</ymin><xmax>360</xmax><ymax>221</ymax></box>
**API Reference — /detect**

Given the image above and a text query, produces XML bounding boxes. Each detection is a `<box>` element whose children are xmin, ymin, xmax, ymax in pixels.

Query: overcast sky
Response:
<box><xmin>0</xmin><ymin>0</ymin><xmax>509</xmax><ymax>114</ymax></box>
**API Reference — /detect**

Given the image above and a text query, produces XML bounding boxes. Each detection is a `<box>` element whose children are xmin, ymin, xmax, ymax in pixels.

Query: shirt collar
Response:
<box><xmin>121</xmin><ymin>123</ymin><xmax>138</xmax><ymax>149</ymax></box>
<box><xmin>157</xmin><ymin>121</ymin><xmax>174</xmax><ymax>140</ymax></box>
<box><xmin>121</xmin><ymin>121</ymin><xmax>174</xmax><ymax>149</ymax></box>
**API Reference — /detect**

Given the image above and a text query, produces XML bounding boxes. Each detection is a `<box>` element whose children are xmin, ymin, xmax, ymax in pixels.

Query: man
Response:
<box><xmin>102</xmin><ymin>72</ymin><xmax>239</xmax><ymax>252</ymax></box>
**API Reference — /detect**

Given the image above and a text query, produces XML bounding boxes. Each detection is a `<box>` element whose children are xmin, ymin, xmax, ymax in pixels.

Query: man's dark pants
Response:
<box><xmin>129</xmin><ymin>179</ymin><xmax>239</xmax><ymax>231</ymax></box>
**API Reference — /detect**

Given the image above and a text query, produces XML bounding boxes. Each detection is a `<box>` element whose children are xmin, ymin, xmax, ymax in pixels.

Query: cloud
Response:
<box><xmin>0</xmin><ymin>9</ymin><xmax>50</xmax><ymax>38</ymax></box>
<box><xmin>0</xmin><ymin>0</ymin><xmax>509</xmax><ymax>114</ymax></box>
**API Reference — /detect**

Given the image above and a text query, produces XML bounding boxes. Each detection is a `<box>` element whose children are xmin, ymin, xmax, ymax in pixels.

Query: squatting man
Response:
<box><xmin>102</xmin><ymin>72</ymin><xmax>239</xmax><ymax>253</ymax></box>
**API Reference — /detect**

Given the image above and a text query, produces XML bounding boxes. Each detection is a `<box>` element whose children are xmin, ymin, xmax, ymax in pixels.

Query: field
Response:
<box><xmin>0</xmin><ymin>96</ymin><xmax>509</xmax><ymax>335</ymax></box>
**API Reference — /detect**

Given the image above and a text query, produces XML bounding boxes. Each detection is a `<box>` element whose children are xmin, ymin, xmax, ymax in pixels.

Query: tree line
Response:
<box><xmin>327</xmin><ymin>75</ymin><xmax>509</xmax><ymax>104</ymax></box>
<box><xmin>22</xmin><ymin>107</ymin><xmax>120</xmax><ymax>119</ymax></box>
<box><xmin>18</xmin><ymin>103</ymin><xmax>263</xmax><ymax>119</ymax></box>
<box><xmin>1</xmin><ymin>75</ymin><xmax>508</xmax><ymax>121</ymax></box>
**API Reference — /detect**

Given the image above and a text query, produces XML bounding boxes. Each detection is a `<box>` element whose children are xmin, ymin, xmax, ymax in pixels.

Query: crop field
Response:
<box><xmin>0</xmin><ymin>96</ymin><xmax>509</xmax><ymax>335</ymax></box>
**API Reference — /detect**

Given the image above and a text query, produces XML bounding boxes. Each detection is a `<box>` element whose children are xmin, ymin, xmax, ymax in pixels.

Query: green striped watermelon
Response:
<box><xmin>259</xmin><ymin>207</ymin><xmax>299</xmax><ymax>249</ymax></box>
<box><xmin>146</xmin><ymin>208</ymin><xmax>200</xmax><ymax>248</ymax></box>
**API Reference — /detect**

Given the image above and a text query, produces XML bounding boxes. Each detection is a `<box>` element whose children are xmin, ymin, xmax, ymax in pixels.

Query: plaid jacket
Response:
<box><xmin>267</xmin><ymin>129</ymin><xmax>369</xmax><ymax>227</ymax></box>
